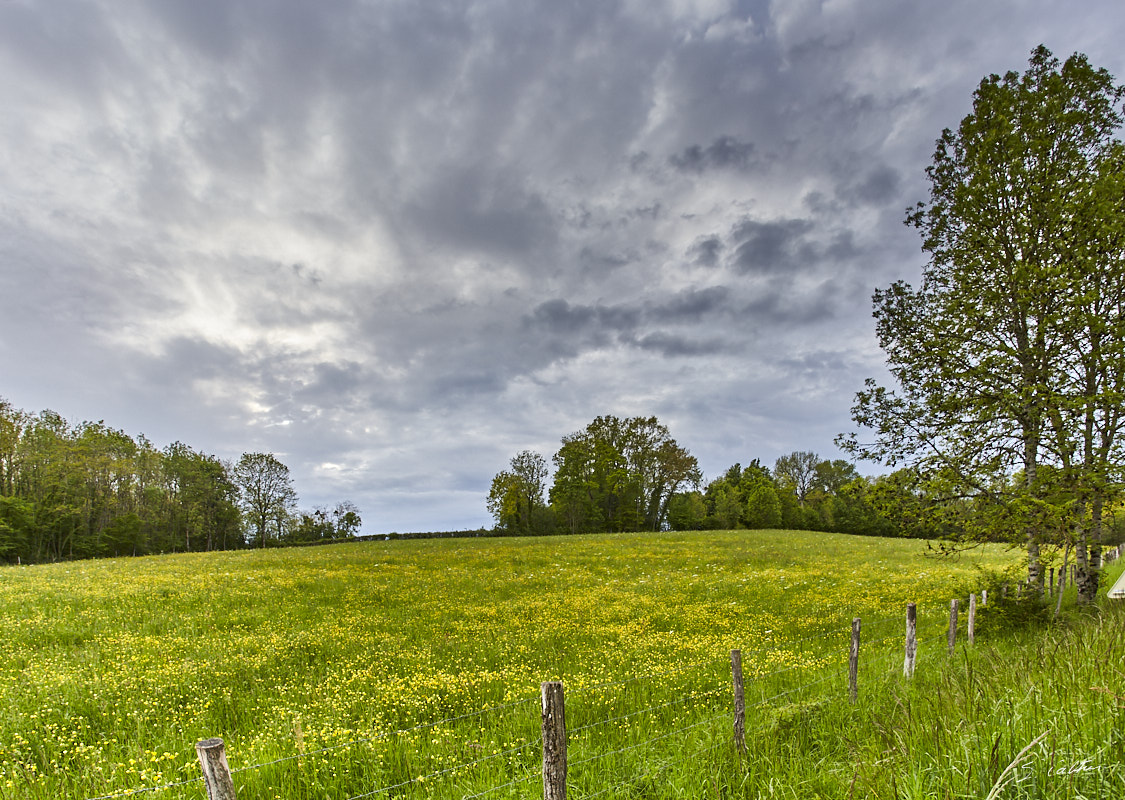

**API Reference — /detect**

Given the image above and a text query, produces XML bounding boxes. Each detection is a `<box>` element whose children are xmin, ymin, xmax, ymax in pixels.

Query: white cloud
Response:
<box><xmin>1</xmin><ymin>0</ymin><xmax>1122</xmax><ymax>531</ymax></box>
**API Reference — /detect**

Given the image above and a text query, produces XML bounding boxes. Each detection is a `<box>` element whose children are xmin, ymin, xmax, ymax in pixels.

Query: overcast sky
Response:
<box><xmin>1</xmin><ymin>1</ymin><xmax>1122</xmax><ymax>533</ymax></box>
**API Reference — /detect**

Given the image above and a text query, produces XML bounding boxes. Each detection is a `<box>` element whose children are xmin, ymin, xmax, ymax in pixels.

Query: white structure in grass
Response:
<box><xmin>1109</xmin><ymin>569</ymin><xmax>1125</xmax><ymax>600</ymax></box>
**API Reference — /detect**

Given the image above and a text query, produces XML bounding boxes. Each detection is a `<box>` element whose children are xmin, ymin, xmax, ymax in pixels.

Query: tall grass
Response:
<box><xmin>0</xmin><ymin>530</ymin><xmax>1118</xmax><ymax>798</ymax></box>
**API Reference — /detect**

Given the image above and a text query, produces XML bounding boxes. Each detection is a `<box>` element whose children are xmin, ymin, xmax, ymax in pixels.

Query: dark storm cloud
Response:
<box><xmin>745</xmin><ymin>287</ymin><xmax>838</xmax><ymax>326</ymax></box>
<box><xmin>730</xmin><ymin>218</ymin><xmax>817</xmax><ymax>275</ymax></box>
<box><xmin>402</xmin><ymin>165</ymin><xmax>558</xmax><ymax>257</ymax></box>
<box><xmin>846</xmin><ymin>164</ymin><xmax>904</xmax><ymax>206</ymax></box>
<box><xmin>687</xmin><ymin>236</ymin><xmax>724</xmax><ymax>267</ymax></box>
<box><xmin>524</xmin><ymin>299</ymin><xmax>640</xmax><ymax>338</ymax></box>
<box><xmin>2</xmin><ymin>0</ymin><xmax>1122</xmax><ymax>531</ymax></box>
<box><xmin>625</xmin><ymin>331</ymin><xmax>729</xmax><ymax>358</ymax></box>
<box><xmin>652</xmin><ymin>286</ymin><xmax>733</xmax><ymax>321</ymax></box>
<box><xmin>670</xmin><ymin>136</ymin><xmax>757</xmax><ymax>172</ymax></box>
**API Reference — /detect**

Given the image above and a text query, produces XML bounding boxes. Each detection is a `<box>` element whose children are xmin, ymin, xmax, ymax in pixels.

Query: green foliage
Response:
<box><xmin>546</xmin><ymin>415</ymin><xmax>700</xmax><ymax>534</ymax></box>
<box><xmin>0</xmin><ymin>397</ymin><xmax>356</xmax><ymax>563</ymax></box>
<box><xmin>842</xmin><ymin>46</ymin><xmax>1125</xmax><ymax>599</ymax></box>
<box><xmin>288</xmin><ymin>502</ymin><xmax>363</xmax><ymax>543</ymax></box>
<box><xmin>232</xmin><ymin>452</ymin><xmax>299</xmax><ymax>548</ymax></box>
<box><xmin>666</xmin><ymin>490</ymin><xmax>707</xmax><ymax>531</ymax></box>
<box><xmin>487</xmin><ymin>450</ymin><xmax>552</xmax><ymax>535</ymax></box>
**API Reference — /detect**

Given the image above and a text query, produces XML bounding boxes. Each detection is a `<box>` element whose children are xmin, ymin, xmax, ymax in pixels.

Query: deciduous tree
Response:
<box><xmin>841</xmin><ymin>46</ymin><xmax>1125</xmax><ymax>599</ymax></box>
<box><xmin>233</xmin><ymin>453</ymin><xmax>298</xmax><ymax>548</ymax></box>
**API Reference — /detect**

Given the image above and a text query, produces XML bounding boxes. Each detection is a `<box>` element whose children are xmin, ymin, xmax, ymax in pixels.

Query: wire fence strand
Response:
<box><xmin>83</xmin><ymin>775</ymin><xmax>204</xmax><ymax>800</ymax></box>
<box><xmin>226</xmin><ymin>694</ymin><xmax>541</xmax><ymax>777</ymax></box>
<box><xmin>342</xmin><ymin>738</ymin><xmax>542</xmax><ymax>800</ymax></box>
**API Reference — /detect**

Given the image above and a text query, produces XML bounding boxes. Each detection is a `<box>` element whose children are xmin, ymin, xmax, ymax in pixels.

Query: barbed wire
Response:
<box><xmin>568</xmin><ymin>711</ymin><xmax>727</xmax><ymax>770</ymax></box>
<box><xmin>570</xmin><ymin>683</ymin><xmax>725</xmax><ymax>736</ymax></box>
<box><xmin>574</xmin><ymin>737</ymin><xmax>728</xmax><ymax>800</ymax></box>
<box><xmin>83</xmin><ymin>774</ymin><xmax>203</xmax><ymax>800</ymax></box>
<box><xmin>748</xmin><ymin>662</ymin><xmax>852</xmax><ymax>709</ymax></box>
<box><xmin>341</xmin><ymin>737</ymin><xmax>541</xmax><ymax>800</ymax></box>
<box><xmin>458</xmin><ymin>768</ymin><xmax>541</xmax><ymax>800</ymax></box>
<box><xmin>224</xmin><ymin>694</ymin><xmax>540</xmax><ymax>777</ymax></box>
<box><xmin>565</xmin><ymin>651</ymin><xmax>730</xmax><ymax>697</ymax></box>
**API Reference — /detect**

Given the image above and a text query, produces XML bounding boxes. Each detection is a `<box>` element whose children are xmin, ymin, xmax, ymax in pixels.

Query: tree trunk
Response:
<box><xmin>1077</xmin><ymin>493</ymin><xmax>1103</xmax><ymax>603</ymax></box>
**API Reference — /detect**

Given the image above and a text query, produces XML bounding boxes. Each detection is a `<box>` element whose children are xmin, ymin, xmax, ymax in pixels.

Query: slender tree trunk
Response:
<box><xmin>1023</xmin><ymin>437</ymin><xmax>1044</xmax><ymax>594</ymax></box>
<box><xmin>1077</xmin><ymin>493</ymin><xmax>1103</xmax><ymax>603</ymax></box>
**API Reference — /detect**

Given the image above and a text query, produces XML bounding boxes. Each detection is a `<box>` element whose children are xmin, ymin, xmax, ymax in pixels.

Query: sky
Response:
<box><xmin>1</xmin><ymin>0</ymin><xmax>1123</xmax><ymax>534</ymax></box>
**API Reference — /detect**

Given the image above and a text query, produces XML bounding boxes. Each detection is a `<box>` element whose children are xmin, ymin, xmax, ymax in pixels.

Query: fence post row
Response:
<box><xmin>541</xmin><ymin>681</ymin><xmax>567</xmax><ymax>800</ymax></box>
<box><xmin>196</xmin><ymin>738</ymin><xmax>237</xmax><ymax>800</ymax></box>
<box><xmin>731</xmin><ymin>649</ymin><xmax>746</xmax><ymax>752</ymax></box>
<box><xmin>184</xmin><ymin>589</ymin><xmax>1012</xmax><ymax>798</ymax></box>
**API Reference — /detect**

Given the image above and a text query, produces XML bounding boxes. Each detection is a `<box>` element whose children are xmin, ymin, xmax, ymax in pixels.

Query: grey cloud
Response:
<box><xmin>626</xmin><ymin>331</ymin><xmax>728</xmax><ymax>358</ymax></box>
<box><xmin>145</xmin><ymin>0</ymin><xmax>243</xmax><ymax>60</ymax></box>
<box><xmin>742</xmin><ymin>279</ymin><xmax>840</xmax><ymax>325</ymax></box>
<box><xmin>525</xmin><ymin>299</ymin><xmax>640</xmax><ymax>335</ymax></box>
<box><xmin>839</xmin><ymin>164</ymin><xmax>903</xmax><ymax>206</ymax></box>
<box><xmin>402</xmin><ymin>165</ymin><xmax>558</xmax><ymax>257</ymax></box>
<box><xmin>687</xmin><ymin>235</ymin><xmax>724</xmax><ymax>267</ymax></box>
<box><xmin>295</xmin><ymin>362</ymin><xmax>365</xmax><ymax>403</ymax></box>
<box><xmin>670</xmin><ymin>136</ymin><xmax>757</xmax><ymax>172</ymax></box>
<box><xmin>731</xmin><ymin>218</ymin><xmax>816</xmax><ymax>275</ymax></box>
<box><xmin>0</xmin><ymin>1</ymin><xmax>123</xmax><ymax>101</ymax></box>
<box><xmin>652</xmin><ymin>286</ymin><xmax>732</xmax><ymax>320</ymax></box>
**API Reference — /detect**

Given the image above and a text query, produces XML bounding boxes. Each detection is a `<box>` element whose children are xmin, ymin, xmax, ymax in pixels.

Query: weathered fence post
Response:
<box><xmin>967</xmin><ymin>594</ymin><xmax>977</xmax><ymax>646</ymax></box>
<box><xmin>195</xmin><ymin>738</ymin><xmax>237</xmax><ymax>800</ymax></box>
<box><xmin>731</xmin><ymin>649</ymin><xmax>745</xmax><ymax>752</ymax></box>
<box><xmin>848</xmin><ymin>618</ymin><xmax>861</xmax><ymax>704</ymax></box>
<box><xmin>542</xmin><ymin>681</ymin><xmax>567</xmax><ymax>800</ymax></box>
<box><xmin>947</xmin><ymin>599</ymin><xmax>958</xmax><ymax>654</ymax></box>
<box><xmin>981</xmin><ymin>588</ymin><xmax>987</xmax><ymax>606</ymax></box>
<box><xmin>904</xmin><ymin>603</ymin><xmax>917</xmax><ymax>678</ymax></box>
<box><xmin>1049</xmin><ymin>568</ymin><xmax>1055</xmax><ymax>596</ymax></box>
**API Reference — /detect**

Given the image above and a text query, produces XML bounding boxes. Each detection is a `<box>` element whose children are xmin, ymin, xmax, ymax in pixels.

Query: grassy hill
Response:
<box><xmin>0</xmin><ymin>530</ymin><xmax>1119</xmax><ymax>798</ymax></box>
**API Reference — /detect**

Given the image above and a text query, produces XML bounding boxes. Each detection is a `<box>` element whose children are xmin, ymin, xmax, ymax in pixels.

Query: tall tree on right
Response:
<box><xmin>840</xmin><ymin>47</ymin><xmax>1125</xmax><ymax>602</ymax></box>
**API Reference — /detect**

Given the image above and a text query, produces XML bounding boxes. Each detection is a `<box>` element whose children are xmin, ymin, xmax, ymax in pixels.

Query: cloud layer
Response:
<box><xmin>1</xmin><ymin>0</ymin><xmax>1122</xmax><ymax>531</ymax></box>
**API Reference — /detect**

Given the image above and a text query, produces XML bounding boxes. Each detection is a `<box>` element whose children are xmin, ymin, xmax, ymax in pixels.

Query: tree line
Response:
<box><xmin>0</xmin><ymin>398</ymin><xmax>360</xmax><ymax>564</ymax></box>
<box><xmin>486</xmin><ymin>416</ymin><xmax>959</xmax><ymax>539</ymax></box>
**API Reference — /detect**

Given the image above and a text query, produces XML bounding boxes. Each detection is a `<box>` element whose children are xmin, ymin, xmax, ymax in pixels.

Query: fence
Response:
<box><xmin>86</xmin><ymin>546</ymin><xmax>1125</xmax><ymax>800</ymax></box>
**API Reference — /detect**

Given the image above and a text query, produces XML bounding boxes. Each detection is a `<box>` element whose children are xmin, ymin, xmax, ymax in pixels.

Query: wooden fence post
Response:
<box><xmin>981</xmin><ymin>588</ymin><xmax>987</xmax><ymax>606</ymax></box>
<box><xmin>731</xmin><ymin>650</ymin><xmax>745</xmax><ymax>752</ymax></box>
<box><xmin>848</xmin><ymin>618</ymin><xmax>861</xmax><ymax>704</ymax></box>
<box><xmin>195</xmin><ymin>738</ymin><xmax>237</xmax><ymax>800</ymax></box>
<box><xmin>967</xmin><ymin>594</ymin><xmax>977</xmax><ymax>646</ymax></box>
<box><xmin>904</xmin><ymin>603</ymin><xmax>917</xmax><ymax>678</ymax></box>
<box><xmin>947</xmin><ymin>599</ymin><xmax>958</xmax><ymax>654</ymax></box>
<box><xmin>542</xmin><ymin>681</ymin><xmax>567</xmax><ymax>800</ymax></box>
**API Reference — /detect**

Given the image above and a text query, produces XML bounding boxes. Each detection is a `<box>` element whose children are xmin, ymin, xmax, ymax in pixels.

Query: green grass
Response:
<box><xmin>0</xmin><ymin>530</ymin><xmax>1118</xmax><ymax>798</ymax></box>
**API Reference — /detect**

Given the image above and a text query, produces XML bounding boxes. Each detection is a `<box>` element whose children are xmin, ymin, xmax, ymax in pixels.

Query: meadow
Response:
<box><xmin>0</xmin><ymin>530</ymin><xmax>1118</xmax><ymax>799</ymax></box>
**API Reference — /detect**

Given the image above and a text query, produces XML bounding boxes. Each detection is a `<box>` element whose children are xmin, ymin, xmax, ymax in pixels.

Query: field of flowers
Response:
<box><xmin>0</xmin><ymin>530</ymin><xmax>1019</xmax><ymax>799</ymax></box>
